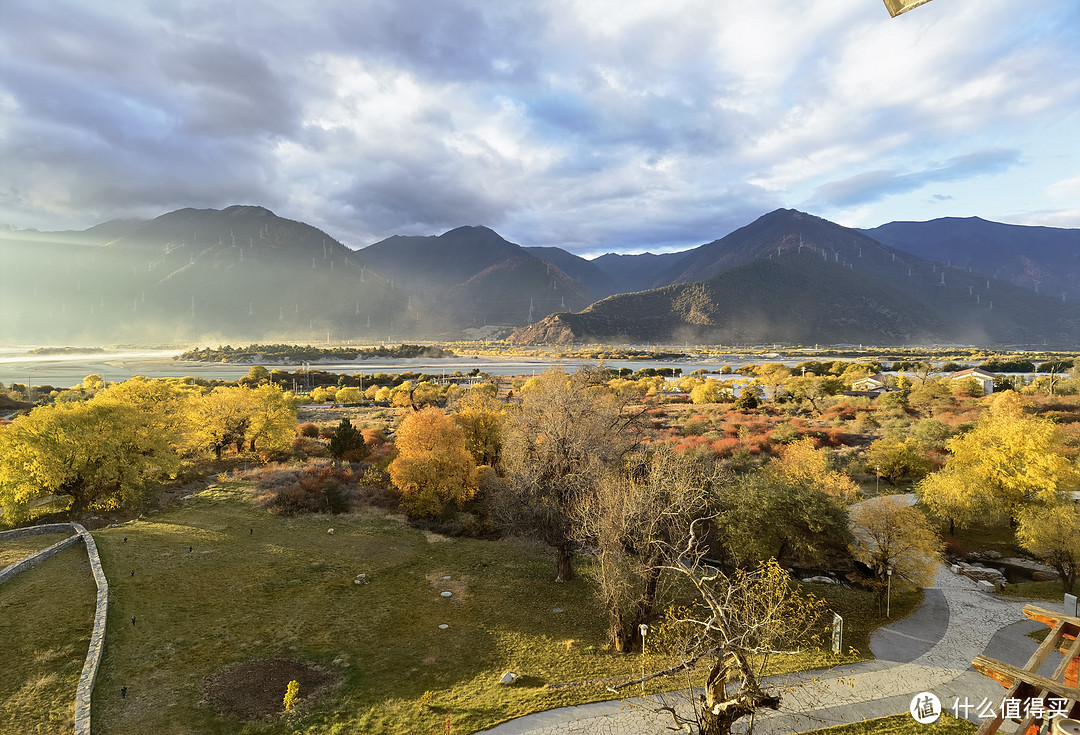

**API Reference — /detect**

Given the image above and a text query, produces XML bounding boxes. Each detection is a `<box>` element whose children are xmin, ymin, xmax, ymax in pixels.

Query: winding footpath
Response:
<box><xmin>479</xmin><ymin>565</ymin><xmax>1053</xmax><ymax>735</ymax></box>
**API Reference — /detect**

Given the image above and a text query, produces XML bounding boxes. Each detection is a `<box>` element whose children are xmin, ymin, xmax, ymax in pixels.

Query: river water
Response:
<box><xmin>0</xmin><ymin>347</ymin><xmax>815</xmax><ymax>389</ymax></box>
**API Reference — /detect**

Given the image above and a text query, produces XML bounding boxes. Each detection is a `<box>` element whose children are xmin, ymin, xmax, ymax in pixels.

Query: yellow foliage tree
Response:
<box><xmin>753</xmin><ymin>363</ymin><xmax>792</xmax><ymax>401</ymax></box>
<box><xmin>690</xmin><ymin>378</ymin><xmax>732</xmax><ymax>404</ymax></box>
<box><xmin>1017</xmin><ymin>503</ymin><xmax>1080</xmax><ymax>593</ymax></box>
<box><xmin>245</xmin><ymin>384</ymin><xmax>298</xmax><ymax>452</ymax></box>
<box><xmin>335</xmin><ymin>386</ymin><xmax>363</xmax><ymax>404</ymax></box>
<box><xmin>849</xmin><ymin>496</ymin><xmax>942</xmax><ymax>605</ymax></box>
<box><xmin>0</xmin><ymin>398</ymin><xmax>180</xmax><ymax>520</ymax></box>
<box><xmin>765</xmin><ymin>438</ymin><xmax>858</xmax><ymax>503</ymax></box>
<box><xmin>185</xmin><ymin>386</ymin><xmax>256</xmax><ymax>459</ymax></box>
<box><xmin>390</xmin><ymin>407</ymin><xmax>477</xmax><ymax>517</ymax></box>
<box><xmin>452</xmin><ymin>384</ymin><xmax>503</xmax><ymax>466</ymax></box>
<box><xmin>864</xmin><ymin>437</ymin><xmax>932</xmax><ymax>486</ymax></box>
<box><xmin>918</xmin><ymin>396</ymin><xmax>1077</xmax><ymax>528</ymax></box>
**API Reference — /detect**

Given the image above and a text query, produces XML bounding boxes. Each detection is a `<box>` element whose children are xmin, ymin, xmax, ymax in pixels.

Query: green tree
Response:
<box><xmin>907</xmin><ymin>380</ymin><xmax>955</xmax><ymax>416</ymax></box>
<box><xmin>245</xmin><ymin>365</ymin><xmax>270</xmax><ymax>384</ymax></box>
<box><xmin>732</xmin><ymin>386</ymin><xmax>760</xmax><ymax>410</ymax></box>
<box><xmin>717</xmin><ymin>471</ymin><xmax>851</xmax><ymax>568</ymax></box>
<box><xmin>389</xmin><ymin>408</ymin><xmax>476</xmax><ymax>517</ymax></box>
<box><xmin>328</xmin><ymin>418</ymin><xmax>368</xmax><ymax>461</ymax></box>
<box><xmin>784</xmin><ymin>374</ymin><xmax>842</xmax><ymax>413</ymax></box>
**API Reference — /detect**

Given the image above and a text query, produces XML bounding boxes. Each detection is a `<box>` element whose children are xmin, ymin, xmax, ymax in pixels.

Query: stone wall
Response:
<box><xmin>73</xmin><ymin>523</ymin><xmax>108</xmax><ymax>735</ymax></box>
<box><xmin>0</xmin><ymin>532</ymin><xmax>84</xmax><ymax>584</ymax></box>
<box><xmin>0</xmin><ymin>522</ymin><xmax>79</xmax><ymax>542</ymax></box>
<box><xmin>0</xmin><ymin>521</ymin><xmax>109</xmax><ymax>735</ymax></box>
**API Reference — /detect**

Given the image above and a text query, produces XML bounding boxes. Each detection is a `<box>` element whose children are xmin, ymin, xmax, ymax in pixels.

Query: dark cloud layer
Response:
<box><xmin>1</xmin><ymin>0</ymin><xmax>1077</xmax><ymax>254</ymax></box>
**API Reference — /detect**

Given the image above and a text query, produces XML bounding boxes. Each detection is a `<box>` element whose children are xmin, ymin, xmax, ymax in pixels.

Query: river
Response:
<box><xmin>0</xmin><ymin>347</ymin><xmax>817</xmax><ymax>388</ymax></box>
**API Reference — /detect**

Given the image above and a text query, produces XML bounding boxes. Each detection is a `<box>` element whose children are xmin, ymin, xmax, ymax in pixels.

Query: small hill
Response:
<box><xmin>862</xmin><ymin>216</ymin><xmax>1080</xmax><ymax>300</ymax></box>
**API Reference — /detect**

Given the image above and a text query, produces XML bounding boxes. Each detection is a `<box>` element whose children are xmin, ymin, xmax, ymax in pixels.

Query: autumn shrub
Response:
<box><xmin>248</xmin><ymin>460</ymin><xmax>365</xmax><ymax>515</ymax></box>
<box><xmin>297</xmin><ymin>422</ymin><xmax>319</xmax><ymax>438</ymax></box>
<box><xmin>710</xmin><ymin>437</ymin><xmax>741</xmax><ymax>457</ymax></box>
<box><xmin>771</xmin><ymin>422</ymin><xmax>799</xmax><ymax>444</ymax></box>
<box><xmin>681</xmin><ymin>419</ymin><xmax>708</xmax><ymax>436</ymax></box>
<box><xmin>361</xmin><ymin>427</ymin><xmax>386</xmax><ymax>447</ymax></box>
<box><xmin>318</xmin><ymin>427</ymin><xmax>335</xmax><ymax>440</ymax></box>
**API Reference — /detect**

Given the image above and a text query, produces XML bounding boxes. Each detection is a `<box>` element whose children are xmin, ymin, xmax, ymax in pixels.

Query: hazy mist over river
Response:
<box><xmin>0</xmin><ymin>347</ymin><xmax>803</xmax><ymax>389</ymax></box>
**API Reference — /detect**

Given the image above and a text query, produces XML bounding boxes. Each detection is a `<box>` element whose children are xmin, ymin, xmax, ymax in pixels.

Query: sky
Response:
<box><xmin>1</xmin><ymin>0</ymin><xmax>1078</xmax><ymax>257</ymax></box>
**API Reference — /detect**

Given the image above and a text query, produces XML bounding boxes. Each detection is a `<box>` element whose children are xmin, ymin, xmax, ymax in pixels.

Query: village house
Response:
<box><xmin>949</xmin><ymin>367</ymin><xmax>997</xmax><ymax>395</ymax></box>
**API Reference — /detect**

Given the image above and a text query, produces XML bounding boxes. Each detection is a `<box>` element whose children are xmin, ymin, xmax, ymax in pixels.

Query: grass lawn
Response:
<box><xmin>0</xmin><ymin>545</ymin><xmax>97</xmax><ymax>734</ymax></box>
<box><xmin>933</xmin><ymin>517</ymin><xmax>1018</xmax><ymax>558</ymax></box>
<box><xmin>0</xmin><ymin>532</ymin><xmax>75</xmax><ymax>568</ymax></box>
<box><xmin>800</xmin><ymin>713</ymin><xmax>976</xmax><ymax>735</ymax></box>
<box><xmin>1001</xmin><ymin>580</ymin><xmax>1070</xmax><ymax>602</ymax></box>
<box><xmin>811</xmin><ymin>585</ymin><xmax>922</xmax><ymax>659</ymax></box>
<box><xmin>4</xmin><ymin>486</ymin><xmax>919</xmax><ymax>735</ymax></box>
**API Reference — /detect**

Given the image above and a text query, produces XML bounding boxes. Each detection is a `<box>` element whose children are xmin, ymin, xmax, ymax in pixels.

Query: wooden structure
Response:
<box><xmin>972</xmin><ymin>605</ymin><xmax>1080</xmax><ymax>734</ymax></box>
<box><xmin>882</xmin><ymin>0</ymin><xmax>935</xmax><ymax>17</ymax></box>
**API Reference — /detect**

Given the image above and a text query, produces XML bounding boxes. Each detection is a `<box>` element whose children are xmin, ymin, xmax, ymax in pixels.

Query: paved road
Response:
<box><xmin>478</xmin><ymin>566</ymin><xmax>1058</xmax><ymax>735</ymax></box>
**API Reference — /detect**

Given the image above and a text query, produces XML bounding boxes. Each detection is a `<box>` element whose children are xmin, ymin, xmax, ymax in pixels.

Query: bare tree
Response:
<box><xmin>572</xmin><ymin>447</ymin><xmax>720</xmax><ymax>652</ymax></box>
<box><xmin>498</xmin><ymin>367</ymin><xmax>642</xmax><ymax>582</ymax></box>
<box><xmin>641</xmin><ymin>535</ymin><xmax>827</xmax><ymax>735</ymax></box>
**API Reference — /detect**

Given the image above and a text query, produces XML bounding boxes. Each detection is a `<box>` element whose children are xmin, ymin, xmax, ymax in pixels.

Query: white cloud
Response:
<box><xmin>1</xmin><ymin>0</ymin><xmax>1078</xmax><ymax>246</ymax></box>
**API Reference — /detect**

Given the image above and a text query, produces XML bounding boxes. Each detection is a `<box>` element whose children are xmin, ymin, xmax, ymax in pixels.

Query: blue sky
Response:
<box><xmin>1</xmin><ymin>0</ymin><xmax>1078</xmax><ymax>256</ymax></box>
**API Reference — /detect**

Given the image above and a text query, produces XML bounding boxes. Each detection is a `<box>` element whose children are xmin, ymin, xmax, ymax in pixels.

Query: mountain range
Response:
<box><xmin>1</xmin><ymin>205</ymin><xmax>1078</xmax><ymax>347</ymax></box>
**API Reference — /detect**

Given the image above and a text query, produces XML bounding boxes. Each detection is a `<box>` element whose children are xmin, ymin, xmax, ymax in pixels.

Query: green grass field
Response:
<box><xmin>0</xmin><ymin>532</ymin><xmax>74</xmax><ymax>568</ymax></box>
<box><xmin>2</xmin><ymin>486</ymin><xmax>919</xmax><ymax>734</ymax></box>
<box><xmin>0</xmin><ymin>545</ymin><xmax>97</xmax><ymax>734</ymax></box>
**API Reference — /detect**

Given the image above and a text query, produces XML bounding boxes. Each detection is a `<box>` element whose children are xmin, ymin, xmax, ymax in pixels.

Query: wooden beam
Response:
<box><xmin>1023</xmin><ymin>605</ymin><xmax>1080</xmax><ymax>631</ymax></box>
<box><xmin>1024</xmin><ymin>621</ymin><xmax>1069</xmax><ymax>673</ymax></box>
<box><xmin>882</xmin><ymin>0</ymin><xmax>935</xmax><ymax>17</ymax></box>
<box><xmin>971</xmin><ymin>655</ymin><xmax>1080</xmax><ymax>702</ymax></box>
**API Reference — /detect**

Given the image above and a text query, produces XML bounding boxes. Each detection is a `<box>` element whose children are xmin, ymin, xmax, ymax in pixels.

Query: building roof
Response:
<box><xmin>950</xmin><ymin>367</ymin><xmax>997</xmax><ymax>380</ymax></box>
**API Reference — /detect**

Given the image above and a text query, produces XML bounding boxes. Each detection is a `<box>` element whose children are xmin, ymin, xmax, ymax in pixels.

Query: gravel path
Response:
<box><xmin>478</xmin><ymin>565</ymin><xmax>1051</xmax><ymax>735</ymax></box>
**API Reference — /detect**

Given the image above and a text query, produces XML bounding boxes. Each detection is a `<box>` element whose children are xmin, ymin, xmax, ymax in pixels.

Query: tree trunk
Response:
<box><xmin>555</xmin><ymin>544</ymin><xmax>574</xmax><ymax>583</ymax></box>
<box><xmin>214</xmin><ymin>444</ymin><xmax>223</xmax><ymax>460</ymax></box>
<box><xmin>624</xmin><ymin>566</ymin><xmax>662</xmax><ymax>651</ymax></box>
<box><xmin>700</xmin><ymin>690</ymin><xmax>780</xmax><ymax>735</ymax></box>
<box><xmin>611</xmin><ymin>610</ymin><xmax>631</xmax><ymax>653</ymax></box>
<box><xmin>699</xmin><ymin>653</ymin><xmax>780</xmax><ymax>735</ymax></box>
